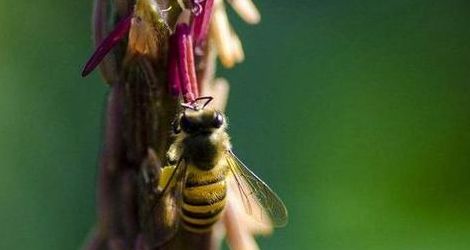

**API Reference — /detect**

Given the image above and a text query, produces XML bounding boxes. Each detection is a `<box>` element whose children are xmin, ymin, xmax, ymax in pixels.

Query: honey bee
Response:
<box><xmin>156</xmin><ymin>97</ymin><xmax>288</xmax><ymax>235</ymax></box>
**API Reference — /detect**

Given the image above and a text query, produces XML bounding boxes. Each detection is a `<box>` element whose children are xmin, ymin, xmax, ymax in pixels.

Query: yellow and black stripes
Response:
<box><xmin>181</xmin><ymin>165</ymin><xmax>228</xmax><ymax>232</ymax></box>
<box><xmin>181</xmin><ymin>198</ymin><xmax>225</xmax><ymax>232</ymax></box>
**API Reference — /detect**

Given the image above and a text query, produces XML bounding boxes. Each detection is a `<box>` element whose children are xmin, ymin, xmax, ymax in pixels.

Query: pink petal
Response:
<box><xmin>176</xmin><ymin>24</ymin><xmax>195</xmax><ymax>102</ymax></box>
<box><xmin>81</xmin><ymin>14</ymin><xmax>132</xmax><ymax>77</ymax></box>
<box><xmin>191</xmin><ymin>0</ymin><xmax>215</xmax><ymax>48</ymax></box>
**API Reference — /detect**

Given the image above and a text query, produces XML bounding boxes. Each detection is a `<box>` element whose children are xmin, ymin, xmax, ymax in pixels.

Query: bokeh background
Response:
<box><xmin>1</xmin><ymin>0</ymin><xmax>469</xmax><ymax>249</ymax></box>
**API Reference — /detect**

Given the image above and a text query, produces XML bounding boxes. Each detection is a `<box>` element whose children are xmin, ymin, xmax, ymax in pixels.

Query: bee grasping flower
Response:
<box><xmin>165</xmin><ymin>2</ymin><xmax>284</xmax><ymax>249</ymax></box>
<box><xmin>81</xmin><ymin>1</ymin><xmax>278</xmax><ymax>250</ymax></box>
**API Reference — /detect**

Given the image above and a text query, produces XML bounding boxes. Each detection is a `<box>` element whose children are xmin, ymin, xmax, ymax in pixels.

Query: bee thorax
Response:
<box><xmin>183</xmin><ymin>136</ymin><xmax>222</xmax><ymax>170</ymax></box>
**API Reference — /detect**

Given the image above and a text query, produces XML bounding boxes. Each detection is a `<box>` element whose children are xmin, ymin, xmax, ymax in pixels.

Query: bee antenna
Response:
<box><xmin>181</xmin><ymin>96</ymin><xmax>213</xmax><ymax>111</ymax></box>
<box><xmin>194</xmin><ymin>96</ymin><xmax>213</xmax><ymax>108</ymax></box>
<box><xmin>180</xmin><ymin>103</ymin><xmax>198</xmax><ymax>110</ymax></box>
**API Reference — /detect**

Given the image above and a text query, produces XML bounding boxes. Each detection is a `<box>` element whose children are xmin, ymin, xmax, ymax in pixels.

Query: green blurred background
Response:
<box><xmin>1</xmin><ymin>0</ymin><xmax>469</xmax><ymax>249</ymax></box>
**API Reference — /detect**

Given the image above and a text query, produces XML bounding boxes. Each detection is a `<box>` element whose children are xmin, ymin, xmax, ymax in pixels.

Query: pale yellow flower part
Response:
<box><xmin>230</xmin><ymin>31</ymin><xmax>245</xmax><ymax>64</ymax></box>
<box><xmin>228</xmin><ymin>0</ymin><xmax>261</xmax><ymax>24</ymax></box>
<box><xmin>211</xmin><ymin>0</ymin><xmax>238</xmax><ymax>68</ymax></box>
<box><xmin>210</xmin><ymin>0</ymin><xmax>259</xmax><ymax>68</ymax></box>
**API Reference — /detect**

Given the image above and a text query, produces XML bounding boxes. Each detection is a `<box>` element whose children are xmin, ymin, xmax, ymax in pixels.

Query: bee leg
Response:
<box><xmin>158</xmin><ymin>166</ymin><xmax>177</xmax><ymax>192</ymax></box>
<box><xmin>166</xmin><ymin>142</ymin><xmax>180</xmax><ymax>165</ymax></box>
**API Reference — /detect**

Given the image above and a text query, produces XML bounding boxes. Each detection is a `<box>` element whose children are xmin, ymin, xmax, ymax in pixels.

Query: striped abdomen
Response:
<box><xmin>181</xmin><ymin>165</ymin><xmax>227</xmax><ymax>232</ymax></box>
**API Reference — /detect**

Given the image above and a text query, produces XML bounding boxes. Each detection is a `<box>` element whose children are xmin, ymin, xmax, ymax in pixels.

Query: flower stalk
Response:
<box><xmin>81</xmin><ymin>0</ymin><xmax>263</xmax><ymax>249</ymax></box>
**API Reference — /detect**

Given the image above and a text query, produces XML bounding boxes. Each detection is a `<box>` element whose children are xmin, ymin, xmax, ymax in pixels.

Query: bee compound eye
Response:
<box><xmin>212</xmin><ymin>112</ymin><xmax>224</xmax><ymax>128</ymax></box>
<box><xmin>181</xmin><ymin>114</ymin><xmax>196</xmax><ymax>133</ymax></box>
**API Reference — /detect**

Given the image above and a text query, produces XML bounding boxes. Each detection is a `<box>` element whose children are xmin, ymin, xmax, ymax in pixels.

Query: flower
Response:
<box><xmin>168</xmin><ymin>0</ymin><xmax>261</xmax><ymax>101</ymax></box>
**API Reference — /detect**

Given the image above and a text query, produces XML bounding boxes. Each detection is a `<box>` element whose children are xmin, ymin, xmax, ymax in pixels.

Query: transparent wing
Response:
<box><xmin>225</xmin><ymin>151</ymin><xmax>288</xmax><ymax>227</ymax></box>
<box><xmin>147</xmin><ymin>158</ymin><xmax>188</xmax><ymax>247</ymax></box>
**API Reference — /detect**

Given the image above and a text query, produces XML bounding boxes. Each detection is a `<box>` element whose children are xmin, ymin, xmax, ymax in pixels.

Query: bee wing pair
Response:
<box><xmin>225</xmin><ymin>151</ymin><xmax>288</xmax><ymax>228</ymax></box>
<box><xmin>154</xmin><ymin>150</ymin><xmax>287</xmax><ymax>243</ymax></box>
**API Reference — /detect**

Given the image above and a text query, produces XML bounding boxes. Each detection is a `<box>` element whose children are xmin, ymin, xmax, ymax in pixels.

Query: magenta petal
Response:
<box><xmin>81</xmin><ymin>14</ymin><xmax>132</xmax><ymax>77</ymax></box>
<box><xmin>191</xmin><ymin>0</ymin><xmax>214</xmax><ymax>47</ymax></box>
<box><xmin>176</xmin><ymin>24</ymin><xmax>195</xmax><ymax>102</ymax></box>
<box><xmin>185</xmin><ymin>34</ymin><xmax>199</xmax><ymax>98</ymax></box>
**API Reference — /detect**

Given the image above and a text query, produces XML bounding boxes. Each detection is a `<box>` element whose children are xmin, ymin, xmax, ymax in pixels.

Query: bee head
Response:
<box><xmin>177</xmin><ymin>109</ymin><xmax>225</xmax><ymax>135</ymax></box>
<box><xmin>173</xmin><ymin>96</ymin><xmax>225</xmax><ymax>135</ymax></box>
